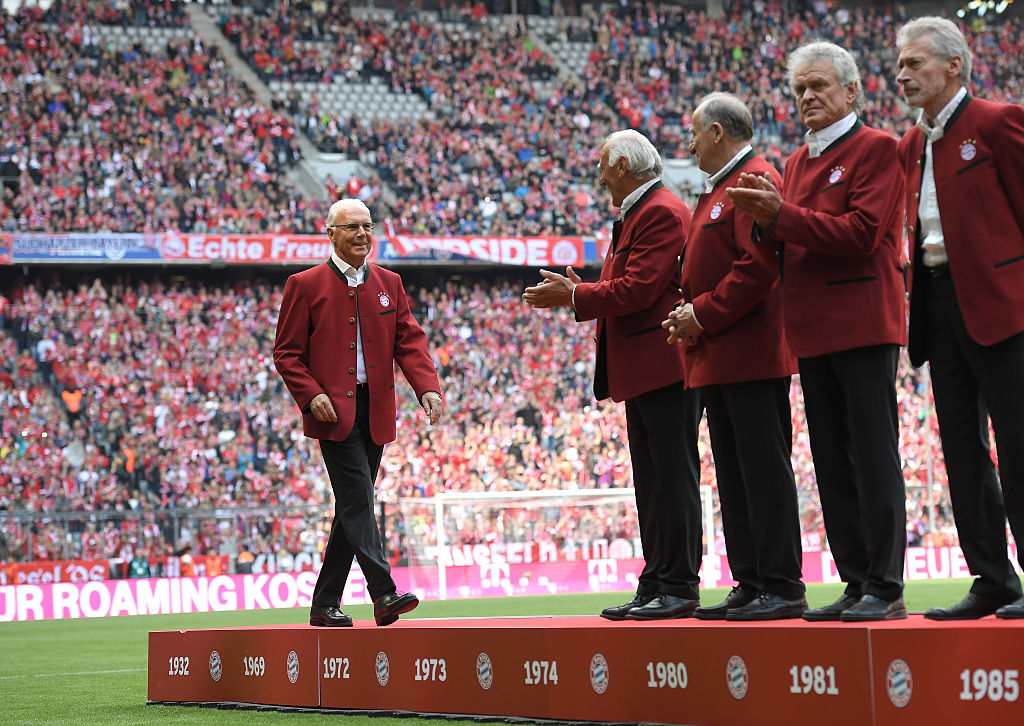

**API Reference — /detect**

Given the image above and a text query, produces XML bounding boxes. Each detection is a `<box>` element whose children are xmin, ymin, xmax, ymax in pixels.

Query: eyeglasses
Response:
<box><xmin>328</xmin><ymin>222</ymin><xmax>375</xmax><ymax>233</ymax></box>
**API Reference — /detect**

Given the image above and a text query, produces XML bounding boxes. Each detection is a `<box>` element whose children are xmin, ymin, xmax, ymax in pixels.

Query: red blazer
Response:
<box><xmin>574</xmin><ymin>183</ymin><xmax>691</xmax><ymax>402</ymax></box>
<box><xmin>682</xmin><ymin>152</ymin><xmax>797</xmax><ymax>387</ymax></box>
<box><xmin>274</xmin><ymin>260</ymin><xmax>441</xmax><ymax>445</ymax></box>
<box><xmin>768</xmin><ymin>122</ymin><xmax>907</xmax><ymax>358</ymax></box>
<box><xmin>899</xmin><ymin>94</ymin><xmax>1024</xmax><ymax>366</ymax></box>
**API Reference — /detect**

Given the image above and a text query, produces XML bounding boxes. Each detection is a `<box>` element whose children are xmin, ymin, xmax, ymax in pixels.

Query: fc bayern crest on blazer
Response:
<box><xmin>378</xmin><ymin>292</ymin><xmax>390</xmax><ymax>307</ymax></box>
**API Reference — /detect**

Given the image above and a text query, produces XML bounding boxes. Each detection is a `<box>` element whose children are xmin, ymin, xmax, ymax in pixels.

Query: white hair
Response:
<box><xmin>897</xmin><ymin>16</ymin><xmax>973</xmax><ymax>85</ymax></box>
<box><xmin>326</xmin><ymin>198</ymin><xmax>371</xmax><ymax>226</ymax></box>
<box><xmin>787</xmin><ymin>41</ymin><xmax>865</xmax><ymax>114</ymax></box>
<box><xmin>603</xmin><ymin>129</ymin><xmax>663</xmax><ymax>180</ymax></box>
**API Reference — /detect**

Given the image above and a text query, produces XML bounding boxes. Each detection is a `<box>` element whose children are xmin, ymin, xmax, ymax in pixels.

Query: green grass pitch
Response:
<box><xmin>0</xmin><ymin>580</ymin><xmax>975</xmax><ymax>725</ymax></box>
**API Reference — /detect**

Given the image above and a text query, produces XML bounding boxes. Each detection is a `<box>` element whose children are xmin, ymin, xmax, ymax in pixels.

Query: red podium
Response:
<box><xmin>149</xmin><ymin>616</ymin><xmax>1024</xmax><ymax>725</ymax></box>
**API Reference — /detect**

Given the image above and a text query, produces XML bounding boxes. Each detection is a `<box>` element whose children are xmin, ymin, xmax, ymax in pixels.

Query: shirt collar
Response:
<box><xmin>618</xmin><ymin>177</ymin><xmax>660</xmax><ymax>218</ymax></box>
<box><xmin>330</xmin><ymin>250</ymin><xmax>366</xmax><ymax>280</ymax></box>
<box><xmin>916</xmin><ymin>86</ymin><xmax>967</xmax><ymax>141</ymax></box>
<box><xmin>704</xmin><ymin>144</ymin><xmax>753</xmax><ymax>193</ymax></box>
<box><xmin>805</xmin><ymin>112</ymin><xmax>857</xmax><ymax>158</ymax></box>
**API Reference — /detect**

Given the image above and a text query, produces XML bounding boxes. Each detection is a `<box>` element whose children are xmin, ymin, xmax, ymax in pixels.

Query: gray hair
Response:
<box><xmin>897</xmin><ymin>16</ymin><xmax>973</xmax><ymax>85</ymax></box>
<box><xmin>695</xmin><ymin>92</ymin><xmax>754</xmax><ymax>142</ymax></box>
<box><xmin>603</xmin><ymin>129</ymin><xmax>663</xmax><ymax>180</ymax></box>
<box><xmin>787</xmin><ymin>41</ymin><xmax>865</xmax><ymax>114</ymax></box>
<box><xmin>326</xmin><ymin>198</ymin><xmax>371</xmax><ymax>226</ymax></box>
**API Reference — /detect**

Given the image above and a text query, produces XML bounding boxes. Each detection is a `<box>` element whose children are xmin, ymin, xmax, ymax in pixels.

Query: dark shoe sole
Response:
<box><xmin>694</xmin><ymin>609</ymin><xmax>728</xmax><ymax>620</ymax></box>
<box><xmin>727</xmin><ymin>609</ymin><xmax>806</xmax><ymax>622</ymax></box>
<box><xmin>841</xmin><ymin>608</ymin><xmax>908</xmax><ymax>622</ymax></box>
<box><xmin>600</xmin><ymin>611</ymin><xmax>632</xmax><ymax>621</ymax></box>
<box><xmin>626</xmin><ymin>611</ymin><xmax>697</xmax><ymax>621</ymax></box>
<box><xmin>375</xmin><ymin>597</ymin><xmax>419</xmax><ymax>626</ymax></box>
<box><xmin>802</xmin><ymin>610</ymin><xmax>845</xmax><ymax>622</ymax></box>
<box><xmin>310</xmin><ymin>616</ymin><xmax>353</xmax><ymax>627</ymax></box>
<box><xmin>923</xmin><ymin>610</ymin><xmax>995</xmax><ymax>621</ymax></box>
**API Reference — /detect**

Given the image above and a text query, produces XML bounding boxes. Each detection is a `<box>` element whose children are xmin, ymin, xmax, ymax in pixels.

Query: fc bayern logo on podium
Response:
<box><xmin>476</xmin><ymin>652</ymin><xmax>494</xmax><ymax>690</ymax></box>
<box><xmin>726</xmin><ymin>655</ymin><xmax>749</xmax><ymax>700</ymax></box>
<box><xmin>375</xmin><ymin>651</ymin><xmax>391</xmax><ymax>687</ymax></box>
<box><xmin>286</xmin><ymin>650</ymin><xmax>300</xmax><ymax>684</ymax></box>
<box><xmin>589</xmin><ymin>653</ymin><xmax>610</xmax><ymax>694</ymax></box>
<box><xmin>886</xmin><ymin>658</ymin><xmax>913</xmax><ymax>708</ymax></box>
<box><xmin>209</xmin><ymin>650</ymin><xmax>223</xmax><ymax>682</ymax></box>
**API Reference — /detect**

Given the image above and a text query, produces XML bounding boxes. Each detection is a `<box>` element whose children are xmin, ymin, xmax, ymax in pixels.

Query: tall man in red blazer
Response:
<box><xmin>664</xmin><ymin>93</ymin><xmax>805</xmax><ymax>621</ymax></box>
<box><xmin>523</xmin><ymin>129</ymin><xmax>703</xmax><ymax>621</ymax></box>
<box><xmin>728</xmin><ymin>42</ymin><xmax>908</xmax><ymax>621</ymax></box>
<box><xmin>274</xmin><ymin>198</ymin><xmax>443</xmax><ymax>627</ymax></box>
<box><xmin>896</xmin><ymin>17</ymin><xmax>1024</xmax><ymax>619</ymax></box>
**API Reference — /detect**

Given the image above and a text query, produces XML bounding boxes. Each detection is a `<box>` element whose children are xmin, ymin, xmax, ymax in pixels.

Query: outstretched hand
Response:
<box><xmin>522</xmin><ymin>266</ymin><xmax>581</xmax><ymax>309</ymax></box>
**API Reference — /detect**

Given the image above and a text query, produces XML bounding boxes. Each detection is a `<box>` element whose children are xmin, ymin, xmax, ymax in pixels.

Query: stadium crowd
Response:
<box><xmin>1</xmin><ymin>1</ymin><xmax>308</xmax><ymax>235</ymax></box>
<box><xmin>4</xmin><ymin>1</ymin><xmax>1023</xmax><ymax>239</ymax></box>
<box><xmin>0</xmin><ymin>269</ymin><xmax>955</xmax><ymax>569</ymax></box>
<box><xmin>2</xmin><ymin>0</ymin><xmax>1016</xmax><ymax>573</ymax></box>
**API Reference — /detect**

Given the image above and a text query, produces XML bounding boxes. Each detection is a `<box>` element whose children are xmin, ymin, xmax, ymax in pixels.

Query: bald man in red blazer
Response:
<box><xmin>275</xmin><ymin>198</ymin><xmax>442</xmax><ymax>628</ymax></box>
<box><xmin>896</xmin><ymin>17</ymin><xmax>1024</xmax><ymax>620</ymax></box>
<box><xmin>667</xmin><ymin>93</ymin><xmax>805</xmax><ymax>622</ymax></box>
<box><xmin>524</xmin><ymin>129</ymin><xmax>703</xmax><ymax>622</ymax></box>
<box><xmin>729</xmin><ymin>42</ymin><xmax>908</xmax><ymax>622</ymax></box>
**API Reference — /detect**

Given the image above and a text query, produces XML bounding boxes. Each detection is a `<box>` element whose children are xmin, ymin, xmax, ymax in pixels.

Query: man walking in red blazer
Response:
<box><xmin>274</xmin><ymin>198</ymin><xmax>443</xmax><ymax>627</ymax></box>
<box><xmin>728</xmin><ymin>42</ymin><xmax>908</xmax><ymax>621</ymax></box>
<box><xmin>665</xmin><ymin>93</ymin><xmax>806</xmax><ymax>621</ymax></box>
<box><xmin>523</xmin><ymin>130</ymin><xmax>703</xmax><ymax>621</ymax></box>
<box><xmin>896</xmin><ymin>17</ymin><xmax>1024</xmax><ymax>619</ymax></box>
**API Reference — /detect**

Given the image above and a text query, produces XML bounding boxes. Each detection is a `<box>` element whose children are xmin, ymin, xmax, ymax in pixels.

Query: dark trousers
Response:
<box><xmin>704</xmin><ymin>377</ymin><xmax>804</xmax><ymax>600</ymax></box>
<box><xmin>799</xmin><ymin>344</ymin><xmax>906</xmax><ymax>602</ymax></box>
<box><xmin>926</xmin><ymin>272</ymin><xmax>1024</xmax><ymax>601</ymax></box>
<box><xmin>625</xmin><ymin>380</ymin><xmax>703</xmax><ymax>600</ymax></box>
<box><xmin>311</xmin><ymin>386</ymin><xmax>395</xmax><ymax>607</ymax></box>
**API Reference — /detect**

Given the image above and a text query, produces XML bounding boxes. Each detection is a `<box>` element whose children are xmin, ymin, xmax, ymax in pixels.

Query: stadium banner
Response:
<box><xmin>9</xmin><ymin>233</ymin><xmax>162</xmax><ymax>262</ymax></box>
<box><xmin>0</xmin><ymin>555</ymin><xmax>231</xmax><ymax>586</ymax></box>
<box><xmin>8</xmin><ymin>232</ymin><xmax>600</xmax><ymax>266</ymax></box>
<box><xmin>159</xmin><ymin>233</ymin><xmax>354</xmax><ymax>264</ymax></box>
<box><xmin>381</xmin><ymin>234</ymin><xmax>586</xmax><ymax>266</ymax></box>
<box><xmin>2</xmin><ymin>546</ymin><xmax>1016</xmax><ymax>621</ymax></box>
<box><xmin>2</xmin><ymin>558</ymin><xmax>110</xmax><ymax>585</ymax></box>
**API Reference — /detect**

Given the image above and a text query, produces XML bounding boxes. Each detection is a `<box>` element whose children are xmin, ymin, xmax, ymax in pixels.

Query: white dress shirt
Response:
<box><xmin>805</xmin><ymin>112</ymin><xmax>857</xmax><ymax>158</ymax></box>
<box><xmin>917</xmin><ymin>86</ymin><xmax>967</xmax><ymax>267</ymax></box>
<box><xmin>331</xmin><ymin>250</ymin><xmax>367</xmax><ymax>384</ymax></box>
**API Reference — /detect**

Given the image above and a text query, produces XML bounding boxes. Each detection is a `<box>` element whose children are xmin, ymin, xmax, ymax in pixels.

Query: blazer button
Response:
<box><xmin>348</xmin><ymin>367</ymin><xmax>355</xmax><ymax>374</ymax></box>
<box><xmin>348</xmin><ymin>290</ymin><xmax>355</xmax><ymax>297</ymax></box>
<box><xmin>349</xmin><ymin>342</ymin><xmax>356</xmax><ymax>349</ymax></box>
<box><xmin>349</xmin><ymin>316</ymin><xmax>356</xmax><ymax>323</ymax></box>
<box><xmin>347</xmin><ymin>391</ymin><xmax>354</xmax><ymax>398</ymax></box>
<box><xmin>914</xmin><ymin>193</ymin><xmax>919</xmax><ymax>199</ymax></box>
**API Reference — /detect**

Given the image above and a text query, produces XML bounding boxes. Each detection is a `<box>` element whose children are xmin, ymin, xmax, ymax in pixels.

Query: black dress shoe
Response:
<box><xmin>695</xmin><ymin>586</ymin><xmax>756</xmax><ymax>620</ymax></box>
<box><xmin>725</xmin><ymin>592</ymin><xmax>807</xmax><ymax>621</ymax></box>
<box><xmin>926</xmin><ymin>592</ymin><xmax>1018</xmax><ymax>620</ymax></box>
<box><xmin>840</xmin><ymin>595</ymin><xmax>907</xmax><ymax>622</ymax></box>
<box><xmin>373</xmin><ymin>591</ymin><xmax>419</xmax><ymax>626</ymax></box>
<box><xmin>310</xmin><ymin>605</ymin><xmax>353</xmax><ymax>627</ymax></box>
<box><xmin>601</xmin><ymin>593</ymin><xmax>654</xmax><ymax>621</ymax></box>
<box><xmin>626</xmin><ymin>594</ymin><xmax>699</xmax><ymax>620</ymax></box>
<box><xmin>802</xmin><ymin>593</ymin><xmax>860</xmax><ymax>622</ymax></box>
<box><xmin>996</xmin><ymin>596</ymin><xmax>1024</xmax><ymax>619</ymax></box>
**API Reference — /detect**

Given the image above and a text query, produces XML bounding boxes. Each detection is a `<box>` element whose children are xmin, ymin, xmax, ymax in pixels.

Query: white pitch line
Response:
<box><xmin>0</xmin><ymin>667</ymin><xmax>146</xmax><ymax>680</ymax></box>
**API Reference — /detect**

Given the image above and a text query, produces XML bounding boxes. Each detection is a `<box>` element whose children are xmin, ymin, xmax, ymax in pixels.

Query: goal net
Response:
<box><xmin>395</xmin><ymin>485</ymin><xmax>715</xmax><ymax>599</ymax></box>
